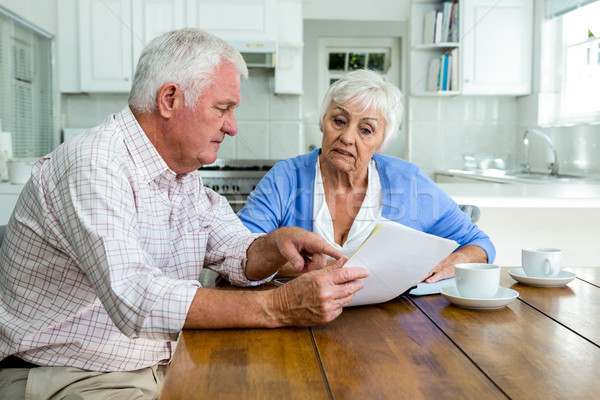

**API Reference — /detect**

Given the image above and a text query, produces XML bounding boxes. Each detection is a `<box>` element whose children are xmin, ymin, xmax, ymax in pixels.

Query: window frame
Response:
<box><xmin>0</xmin><ymin>6</ymin><xmax>56</xmax><ymax>159</ymax></box>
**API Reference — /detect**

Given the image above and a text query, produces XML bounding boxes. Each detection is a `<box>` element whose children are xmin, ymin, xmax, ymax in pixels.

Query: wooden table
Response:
<box><xmin>161</xmin><ymin>267</ymin><xmax>600</xmax><ymax>399</ymax></box>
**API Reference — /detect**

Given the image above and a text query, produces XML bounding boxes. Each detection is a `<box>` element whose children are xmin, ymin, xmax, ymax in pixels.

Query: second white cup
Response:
<box><xmin>455</xmin><ymin>263</ymin><xmax>501</xmax><ymax>299</ymax></box>
<box><xmin>522</xmin><ymin>247</ymin><xmax>562</xmax><ymax>277</ymax></box>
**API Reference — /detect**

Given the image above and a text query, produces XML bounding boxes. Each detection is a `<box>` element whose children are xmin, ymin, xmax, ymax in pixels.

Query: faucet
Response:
<box><xmin>522</xmin><ymin>129</ymin><xmax>559</xmax><ymax>176</ymax></box>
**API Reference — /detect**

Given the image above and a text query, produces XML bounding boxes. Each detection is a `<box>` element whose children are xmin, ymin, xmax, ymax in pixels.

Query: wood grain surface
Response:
<box><xmin>312</xmin><ymin>297</ymin><xmax>507</xmax><ymax>399</ymax></box>
<box><xmin>412</xmin><ymin>286</ymin><xmax>600</xmax><ymax>399</ymax></box>
<box><xmin>161</xmin><ymin>327</ymin><xmax>328</xmax><ymax>400</ymax></box>
<box><xmin>162</xmin><ymin>268</ymin><xmax>600</xmax><ymax>399</ymax></box>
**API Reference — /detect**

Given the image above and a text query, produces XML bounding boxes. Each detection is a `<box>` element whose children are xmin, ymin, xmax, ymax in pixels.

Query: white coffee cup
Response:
<box><xmin>454</xmin><ymin>263</ymin><xmax>501</xmax><ymax>298</ymax></box>
<box><xmin>522</xmin><ymin>247</ymin><xmax>562</xmax><ymax>277</ymax></box>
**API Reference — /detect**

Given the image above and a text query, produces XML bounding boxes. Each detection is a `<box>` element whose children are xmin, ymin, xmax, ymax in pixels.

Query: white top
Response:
<box><xmin>313</xmin><ymin>157</ymin><xmax>384</xmax><ymax>257</ymax></box>
<box><xmin>437</xmin><ymin>182</ymin><xmax>600</xmax><ymax>208</ymax></box>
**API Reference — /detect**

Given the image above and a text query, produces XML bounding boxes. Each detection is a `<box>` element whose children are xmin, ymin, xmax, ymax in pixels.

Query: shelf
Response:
<box><xmin>410</xmin><ymin>1</ymin><xmax>461</xmax><ymax>94</ymax></box>
<box><xmin>411</xmin><ymin>90</ymin><xmax>461</xmax><ymax>97</ymax></box>
<box><xmin>413</xmin><ymin>42</ymin><xmax>460</xmax><ymax>50</ymax></box>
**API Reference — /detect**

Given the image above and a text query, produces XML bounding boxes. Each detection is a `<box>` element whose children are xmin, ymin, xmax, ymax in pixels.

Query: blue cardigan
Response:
<box><xmin>237</xmin><ymin>149</ymin><xmax>495</xmax><ymax>262</ymax></box>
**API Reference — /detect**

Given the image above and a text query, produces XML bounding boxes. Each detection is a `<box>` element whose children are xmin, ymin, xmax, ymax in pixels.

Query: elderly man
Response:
<box><xmin>0</xmin><ymin>28</ymin><xmax>368</xmax><ymax>399</ymax></box>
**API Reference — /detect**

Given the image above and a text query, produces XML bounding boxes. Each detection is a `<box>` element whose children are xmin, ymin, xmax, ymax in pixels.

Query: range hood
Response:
<box><xmin>229</xmin><ymin>40</ymin><xmax>276</xmax><ymax>68</ymax></box>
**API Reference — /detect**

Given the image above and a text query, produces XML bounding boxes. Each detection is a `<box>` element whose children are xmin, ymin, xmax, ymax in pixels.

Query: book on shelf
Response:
<box><xmin>427</xmin><ymin>52</ymin><xmax>456</xmax><ymax>92</ymax></box>
<box><xmin>434</xmin><ymin>8</ymin><xmax>444</xmax><ymax>43</ymax></box>
<box><xmin>422</xmin><ymin>1</ymin><xmax>459</xmax><ymax>44</ymax></box>
<box><xmin>450</xmin><ymin>48</ymin><xmax>459</xmax><ymax>91</ymax></box>
<box><xmin>448</xmin><ymin>1</ymin><xmax>459</xmax><ymax>42</ymax></box>
<box><xmin>423</xmin><ymin>10</ymin><xmax>436</xmax><ymax>44</ymax></box>
<box><xmin>438</xmin><ymin>1</ymin><xmax>453</xmax><ymax>44</ymax></box>
<box><xmin>439</xmin><ymin>54</ymin><xmax>447</xmax><ymax>90</ymax></box>
<box><xmin>427</xmin><ymin>57</ymin><xmax>441</xmax><ymax>91</ymax></box>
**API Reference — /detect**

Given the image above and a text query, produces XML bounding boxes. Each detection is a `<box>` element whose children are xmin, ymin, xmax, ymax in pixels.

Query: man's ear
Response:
<box><xmin>156</xmin><ymin>82</ymin><xmax>181</xmax><ymax>119</ymax></box>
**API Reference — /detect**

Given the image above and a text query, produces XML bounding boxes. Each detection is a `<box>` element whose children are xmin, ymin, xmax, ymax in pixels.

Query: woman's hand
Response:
<box><xmin>422</xmin><ymin>244</ymin><xmax>488</xmax><ymax>283</ymax></box>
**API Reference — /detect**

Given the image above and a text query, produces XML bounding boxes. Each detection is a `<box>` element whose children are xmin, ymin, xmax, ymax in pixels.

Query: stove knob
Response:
<box><xmin>211</xmin><ymin>184</ymin><xmax>220</xmax><ymax>192</ymax></box>
<box><xmin>222</xmin><ymin>184</ymin><xmax>230</xmax><ymax>192</ymax></box>
<box><xmin>232</xmin><ymin>185</ymin><xmax>240</xmax><ymax>192</ymax></box>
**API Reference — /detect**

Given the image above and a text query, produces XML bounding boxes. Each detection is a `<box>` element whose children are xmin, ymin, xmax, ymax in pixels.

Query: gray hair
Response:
<box><xmin>318</xmin><ymin>69</ymin><xmax>403</xmax><ymax>151</ymax></box>
<box><xmin>128</xmin><ymin>28</ymin><xmax>248</xmax><ymax>113</ymax></box>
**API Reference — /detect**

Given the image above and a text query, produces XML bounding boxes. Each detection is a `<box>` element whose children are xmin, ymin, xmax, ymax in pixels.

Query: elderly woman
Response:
<box><xmin>238</xmin><ymin>69</ymin><xmax>494</xmax><ymax>283</ymax></box>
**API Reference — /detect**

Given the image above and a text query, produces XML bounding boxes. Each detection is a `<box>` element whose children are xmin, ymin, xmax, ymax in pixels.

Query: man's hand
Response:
<box><xmin>246</xmin><ymin>227</ymin><xmax>346</xmax><ymax>280</ymax></box>
<box><xmin>272</xmin><ymin>227</ymin><xmax>346</xmax><ymax>272</ymax></box>
<box><xmin>266</xmin><ymin>266</ymin><xmax>369</xmax><ymax>326</ymax></box>
<box><xmin>183</xmin><ymin>265</ymin><xmax>369</xmax><ymax>329</ymax></box>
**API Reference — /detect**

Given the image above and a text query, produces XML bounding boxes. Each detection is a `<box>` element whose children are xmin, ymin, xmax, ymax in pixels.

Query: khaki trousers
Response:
<box><xmin>0</xmin><ymin>364</ymin><xmax>168</xmax><ymax>400</ymax></box>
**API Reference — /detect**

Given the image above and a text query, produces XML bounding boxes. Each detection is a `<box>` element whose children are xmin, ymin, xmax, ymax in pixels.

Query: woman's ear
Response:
<box><xmin>156</xmin><ymin>82</ymin><xmax>181</xmax><ymax>119</ymax></box>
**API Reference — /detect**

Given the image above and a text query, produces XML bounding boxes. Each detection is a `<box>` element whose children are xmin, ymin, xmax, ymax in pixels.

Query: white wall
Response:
<box><xmin>0</xmin><ymin>0</ymin><xmax>57</xmax><ymax>35</ymax></box>
<box><xmin>302</xmin><ymin>0</ymin><xmax>409</xmax><ymax>21</ymax></box>
<box><xmin>302</xmin><ymin>19</ymin><xmax>408</xmax><ymax>159</ymax></box>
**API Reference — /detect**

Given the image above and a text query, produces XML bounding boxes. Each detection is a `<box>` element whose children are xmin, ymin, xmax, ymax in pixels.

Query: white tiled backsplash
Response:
<box><xmin>61</xmin><ymin>73</ymin><xmax>600</xmax><ymax>175</ymax></box>
<box><xmin>61</xmin><ymin>69</ymin><xmax>303</xmax><ymax>160</ymax></box>
<box><xmin>408</xmin><ymin>96</ymin><xmax>521</xmax><ymax>176</ymax></box>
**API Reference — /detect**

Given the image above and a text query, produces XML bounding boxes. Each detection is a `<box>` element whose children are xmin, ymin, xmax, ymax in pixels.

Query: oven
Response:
<box><xmin>198</xmin><ymin>159</ymin><xmax>278</xmax><ymax>212</ymax></box>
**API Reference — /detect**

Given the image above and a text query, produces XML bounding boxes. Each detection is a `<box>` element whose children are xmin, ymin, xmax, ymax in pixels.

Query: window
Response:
<box><xmin>327</xmin><ymin>49</ymin><xmax>389</xmax><ymax>85</ymax></box>
<box><xmin>317</xmin><ymin>37</ymin><xmax>400</xmax><ymax>107</ymax></box>
<box><xmin>541</xmin><ymin>1</ymin><xmax>600</xmax><ymax>124</ymax></box>
<box><xmin>560</xmin><ymin>2</ymin><xmax>600</xmax><ymax>121</ymax></box>
<box><xmin>0</xmin><ymin>7</ymin><xmax>54</xmax><ymax>158</ymax></box>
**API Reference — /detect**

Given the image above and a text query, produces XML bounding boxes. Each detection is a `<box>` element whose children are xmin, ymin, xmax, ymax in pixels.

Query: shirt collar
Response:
<box><xmin>115</xmin><ymin>107</ymin><xmax>177</xmax><ymax>184</ymax></box>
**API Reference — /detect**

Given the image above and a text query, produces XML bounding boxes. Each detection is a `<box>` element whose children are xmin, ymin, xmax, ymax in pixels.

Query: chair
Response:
<box><xmin>0</xmin><ymin>224</ymin><xmax>6</xmax><ymax>247</ymax></box>
<box><xmin>459</xmin><ymin>204</ymin><xmax>481</xmax><ymax>223</ymax></box>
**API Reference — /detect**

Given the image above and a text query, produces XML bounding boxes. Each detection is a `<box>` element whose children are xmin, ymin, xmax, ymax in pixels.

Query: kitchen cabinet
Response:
<box><xmin>461</xmin><ymin>0</ymin><xmax>533</xmax><ymax>95</ymax></box>
<box><xmin>78</xmin><ymin>0</ymin><xmax>133</xmax><ymax>92</ymax></box>
<box><xmin>132</xmin><ymin>0</ymin><xmax>188</xmax><ymax>69</ymax></box>
<box><xmin>61</xmin><ymin>0</ymin><xmax>186</xmax><ymax>93</ymax></box>
<box><xmin>60</xmin><ymin>0</ymin><xmax>303</xmax><ymax>94</ymax></box>
<box><xmin>409</xmin><ymin>0</ymin><xmax>533</xmax><ymax>96</ymax></box>
<box><xmin>186</xmin><ymin>0</ymin><xmax>276</xmax><ymax>42</ymax></box>
<box><xmin>274</xmin><ymin>0</ymin><xmax>303</xmax><ymax>94</ymax></box>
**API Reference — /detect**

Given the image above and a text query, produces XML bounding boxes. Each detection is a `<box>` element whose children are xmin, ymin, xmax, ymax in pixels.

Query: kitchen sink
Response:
<box><xmin>441</xmin><ymin>169</ymin><xmax>600</xmax><ymax>184</ymax></box>
<box><xmin>506</xmin><ymin>172</ymin><xmax>600</xmax><ymax>183</ymax></box>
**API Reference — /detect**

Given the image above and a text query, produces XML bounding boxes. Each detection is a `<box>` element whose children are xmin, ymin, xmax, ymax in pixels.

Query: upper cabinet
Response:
<box><xmin>61</xmin><ymin>0</ymin><xmax>187</xmax><ymax>93</ymax></box>
<box><xmin>409</xmin><ymin>0</ymin><xmax>533</xmax><ymax>96</ymax></box>
<box><xmin>186</xmin><ymin>0</ymin><xmax>276</xmax><ymax>42</ymax></box>
<box><xmin>131</xmin><ymin>0</ymin><xmax>188</xmax><ymax>70</ymax></box>
<box><xmin>461</xmin><ymin>0</ymin><xmax>533</xmax><ymax>95</ymax></box>
<box><xmin>78</xmin><ymin>0</ymin><xmax>134</xmax><ymax>92</ymax></box>
<box><xmin>59</xmin><ymin>0</ymin><xmax>301</xmax><ymax>94</ymax></box>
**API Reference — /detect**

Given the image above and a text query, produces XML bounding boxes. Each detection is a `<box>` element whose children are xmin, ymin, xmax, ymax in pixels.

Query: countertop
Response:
<box><xmin>0</xmin><ymin>182</ymin><xmax>25</xmax><ymax>194</ymax></box>
<box><xmin>438</xmin><ymin>182</ymin><xmax>600</xmax><ymax>208</ymax></box>
<box><xmin>436</xmin><ymin>168</ymin><xmax>600</xmax><ymax>184</ymax></box>
<box><xmin>2</xmin><ymin>180</ymin><xmax>600</xmax><ymax>208</ymax></box>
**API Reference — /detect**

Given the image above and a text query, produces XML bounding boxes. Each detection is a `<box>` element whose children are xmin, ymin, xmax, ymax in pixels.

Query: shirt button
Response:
<box><xmin>165</xmin><ymin>172</ymin><xmax>174</xmax><ymax>180</ymax></box>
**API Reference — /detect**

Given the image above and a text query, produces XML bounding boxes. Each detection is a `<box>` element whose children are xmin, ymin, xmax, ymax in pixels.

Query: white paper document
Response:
<box><xmin>409</xmin><ymin>278</ymin><xmax>456</xmax><ymax>296</ymax></box>
<box><xmin>346</xmin><ymin>222</ymin><xmax>459</xmax><ymax>307</ymax></box>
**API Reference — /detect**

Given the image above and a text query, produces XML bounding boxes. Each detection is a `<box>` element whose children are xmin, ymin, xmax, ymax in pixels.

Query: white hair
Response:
<box><xmin>318</xmin><ymin>69</ymin><xmax>403</xmax><ymax>151</ymax></box>
<box><xmin>128</xmin><ymin>28</ymin><xmax>248</xmax><ymax>113</ymax></box>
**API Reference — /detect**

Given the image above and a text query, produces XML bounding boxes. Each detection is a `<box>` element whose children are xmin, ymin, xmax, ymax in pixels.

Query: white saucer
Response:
<box><xmin>440</xmin><ymin>286</ymin><xmax>519</xmax><ymax>310</ymax></box>
<box><xmin>508</xmin><ymin>268</ymin><xmax>576</xmax><ymax>287</ymax></box>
